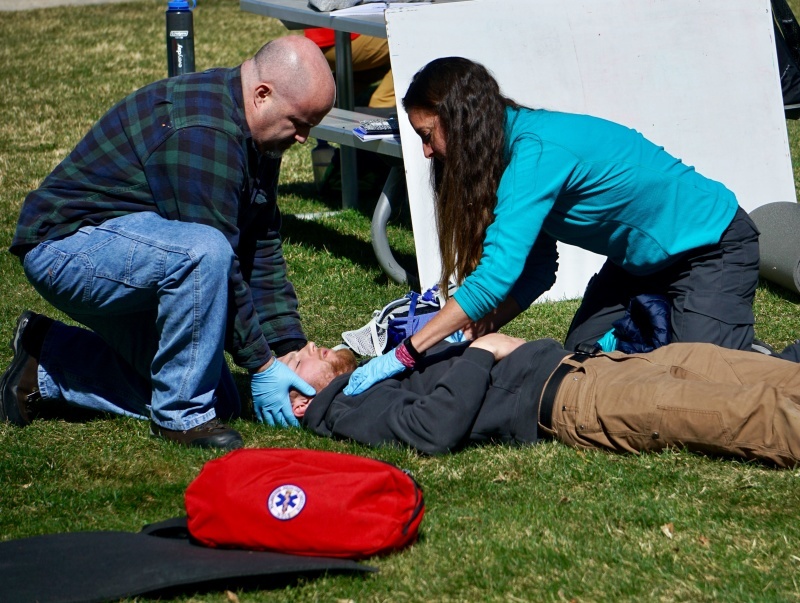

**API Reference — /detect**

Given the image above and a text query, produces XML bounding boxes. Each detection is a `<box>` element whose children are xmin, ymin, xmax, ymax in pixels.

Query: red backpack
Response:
<box><xmin>185</xmin><ymin>448</ymin><xmax>425</xmax><ymax>559</ymax></box>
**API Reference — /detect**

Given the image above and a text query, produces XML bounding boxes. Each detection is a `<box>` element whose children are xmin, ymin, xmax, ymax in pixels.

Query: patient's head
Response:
<box><xmin>279</xmin><ymin>342</ymin><xmax>358</xmax><ymax>418</ymax></box>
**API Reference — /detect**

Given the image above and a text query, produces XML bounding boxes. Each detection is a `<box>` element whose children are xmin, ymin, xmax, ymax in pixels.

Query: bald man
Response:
<box><xmin>1</xmin><ymin>37</ymin><xmax>336</xmax><ymax>449</ymax></box>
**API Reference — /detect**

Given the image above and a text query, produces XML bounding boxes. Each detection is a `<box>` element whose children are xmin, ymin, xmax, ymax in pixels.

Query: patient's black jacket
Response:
<box><xmin>303</xmin><ymin>339</ymin><xmax>569</xmax><ymax>455</ymax></box>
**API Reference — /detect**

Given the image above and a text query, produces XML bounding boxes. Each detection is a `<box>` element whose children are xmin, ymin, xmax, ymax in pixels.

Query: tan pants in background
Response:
<box><xmin>321</xmin><ymin>35</ymin><xmax>395</xmax><ymax>108</ymax></box>
<box><xmin>543</xmin><ymin>343</ymin><xmax>800</xmax><ymax>468</ymax></box>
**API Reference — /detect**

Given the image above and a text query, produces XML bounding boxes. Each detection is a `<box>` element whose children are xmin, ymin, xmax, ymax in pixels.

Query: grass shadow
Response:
<box><xmin>281</xmin><ymin>214</ymin><xmax>419</xmax><ymax>284</ymax></box>
<box><xmin>280</xmin><ymin>179</ymin><xmax>412</xmax><ymax>228</ymax></box>
<box><xmin>141</xmin><ymin>568</ymin><xmax>375</xmax><ymax>602</ymax></box>
<box><xmin>759</xmin><ymin>277</ymin><xmax>800</xmax><ymax>302</ymax></box>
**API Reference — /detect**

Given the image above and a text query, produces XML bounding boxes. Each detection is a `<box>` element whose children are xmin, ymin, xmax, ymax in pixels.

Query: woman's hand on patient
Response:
<box><xmin>469</xmin><ymin>333</ymin><xmax>525</xmax><ymax>361</ymax></box>
<box><xmin>462</xmin><ymin>297</ymin><xmax>523</xmax><ymax>340</ymax></box>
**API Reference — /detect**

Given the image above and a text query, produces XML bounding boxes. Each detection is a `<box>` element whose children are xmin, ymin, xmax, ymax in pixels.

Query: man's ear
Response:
<box><xmin>254</xmin><ymin>82</ymin><xmax>273</xmax><ymax>106</ymax></box>
<box><xmin>292</xmin><ymin>394</ymin><xmax>312</xmax><ymax>418</ymax></box>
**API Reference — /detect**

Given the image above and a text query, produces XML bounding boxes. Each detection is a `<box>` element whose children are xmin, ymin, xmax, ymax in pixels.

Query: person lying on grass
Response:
<box><xmin>288</xmin><ymin>334</ymin><xmax>800</xmax><ymax>468</ymax></box>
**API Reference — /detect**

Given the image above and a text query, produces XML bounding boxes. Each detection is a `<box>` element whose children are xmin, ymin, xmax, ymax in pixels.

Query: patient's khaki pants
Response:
<box><xmin>543</xmin><ymin>343</ymin><xmax>800</xmax><ymax>467</ymax></box>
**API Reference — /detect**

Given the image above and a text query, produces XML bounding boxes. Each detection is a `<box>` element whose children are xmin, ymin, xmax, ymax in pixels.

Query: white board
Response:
<box><xmin>385</xmin><ymin>0</ymin><xmax>795</xmax><ymax>300</ymax></box>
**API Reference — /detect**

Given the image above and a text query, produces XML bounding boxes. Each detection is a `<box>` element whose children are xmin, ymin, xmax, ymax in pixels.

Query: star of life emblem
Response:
<box><xmin>267</xmin><ymin>484</ymin><xmax>306</xmax><ymax>520</ymax></box>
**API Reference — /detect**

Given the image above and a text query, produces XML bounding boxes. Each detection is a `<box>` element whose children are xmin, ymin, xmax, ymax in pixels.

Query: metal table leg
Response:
<box><xmin>371</xmin><ymin>166</ymin><xmax>418</xmax><ymax>287</ymax></box>
<box><xmin>334</xmin><ymin>31</ymin><xmax>359</xmax><ymax>210</ymax></box>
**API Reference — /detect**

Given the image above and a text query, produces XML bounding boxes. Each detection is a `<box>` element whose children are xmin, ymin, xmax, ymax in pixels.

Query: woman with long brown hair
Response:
<box><xmin>344</xmin><ymin>56</ymin><xmax>759</xmax><ymax>395</ymax></box>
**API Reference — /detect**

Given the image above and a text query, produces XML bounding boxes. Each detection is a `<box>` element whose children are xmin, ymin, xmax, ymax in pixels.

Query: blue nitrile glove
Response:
<box><xmin>597</xmin><ymin>329</ymin><xmax>618</xmax><ymax>353</ymax></box>
<box><xmin>343</xmin><ymin>348</ymin><xmax>406</xmax><ymax>396</ymax></box>
<box><xmin>445</xmin><ymin>330</ymin><xmax>465</xmax><ymax>343</ymax></box>
<box><xmin>250</xmin><ymin>359</ymin><xmax>316</xmax><ymax>427</ymax></box>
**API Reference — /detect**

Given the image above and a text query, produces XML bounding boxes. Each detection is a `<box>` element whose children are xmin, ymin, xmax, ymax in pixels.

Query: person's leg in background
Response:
<box><xmin>4</xmin><ymin>212</ymin><xmax>241</xmax><ymax>448</ymax></box>
<box><xmin>549</xmin><ymin>342</ymin><xmax>800</xmax><ymax>467</ymax></box>
<box><xmin>321</xmin><ymin>35</ymin><xmax>395</xmax><ymax>108</ymax></box>
<box><xmin>348</xmin><ymin>35</ymin><xmax>394</xmax><ymax>108</ymax></box>
<box><xmin>367</xmin><ymin>67</ymin><xmax>395</xmax><ymax>108</ymax></box>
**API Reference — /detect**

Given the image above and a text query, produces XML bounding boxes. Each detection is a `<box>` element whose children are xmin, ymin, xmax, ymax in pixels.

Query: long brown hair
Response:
<box><xmin>402</xmin><ymin>57</ymin><xmax>517</xmax><ymax>295</ymax></box>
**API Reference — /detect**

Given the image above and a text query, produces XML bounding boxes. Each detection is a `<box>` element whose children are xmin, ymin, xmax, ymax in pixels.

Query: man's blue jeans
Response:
<box><xmin>22</xmin><ymin>212</ymin><xmax>239</xmax><ymax>430</ymax></box>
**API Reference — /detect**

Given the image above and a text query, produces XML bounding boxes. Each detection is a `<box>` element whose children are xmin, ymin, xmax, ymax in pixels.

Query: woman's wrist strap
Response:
<box><xmin>402</xmin><ymin>337</ymin><xmax>424</xmax><ymax>363</ymax></box>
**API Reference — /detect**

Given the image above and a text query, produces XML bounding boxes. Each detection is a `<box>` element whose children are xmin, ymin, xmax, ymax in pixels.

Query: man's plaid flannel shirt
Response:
<box><xmin>11</xmin><ymin>67</ymin><xmax>305</xmax><ymax>370</ymax></box>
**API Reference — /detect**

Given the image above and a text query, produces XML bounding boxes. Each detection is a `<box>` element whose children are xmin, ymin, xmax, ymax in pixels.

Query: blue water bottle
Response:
<box><xmin>166</xmin><ymin>0</ymin><xmax>196</xmax><ymax>77</ymax></box>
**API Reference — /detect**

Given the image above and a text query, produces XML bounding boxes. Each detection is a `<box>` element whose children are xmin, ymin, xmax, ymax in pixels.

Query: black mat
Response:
<box><xmin>0</xmin><ymin>519</ymin><xmax>375</xmax><ymax>603</ymax></box>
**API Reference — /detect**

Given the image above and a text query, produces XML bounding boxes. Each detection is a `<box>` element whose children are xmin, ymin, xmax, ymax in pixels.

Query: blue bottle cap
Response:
<box><xmin>168</xmin><ymin>0</ymin><xmax>196</xmax><ymax>9</ymax></box>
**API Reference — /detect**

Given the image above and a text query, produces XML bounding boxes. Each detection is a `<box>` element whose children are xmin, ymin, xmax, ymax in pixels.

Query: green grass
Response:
<box><xmin>2</xmin><ymin>1</ymin><xmax>800</xmax><ymax>602</ymax></box>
